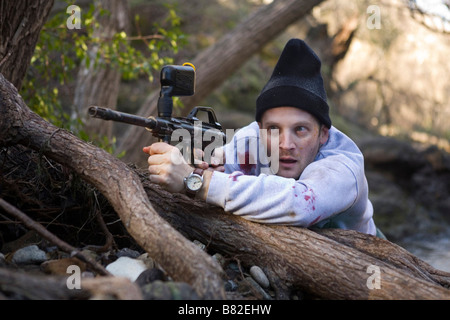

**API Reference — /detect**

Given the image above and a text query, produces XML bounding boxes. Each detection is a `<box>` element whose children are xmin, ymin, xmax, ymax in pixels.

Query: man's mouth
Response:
<box><xmin>280</xmin><ymin>157</ymin><xmax>297</xmax><ymax>164</ymax></box>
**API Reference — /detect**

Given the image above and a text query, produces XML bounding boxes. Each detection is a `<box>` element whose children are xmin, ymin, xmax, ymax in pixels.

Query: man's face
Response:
<box><xmin>258</xmin><ymin>107</ymin><xmax>329</xmax><ymax>179</ymax></box>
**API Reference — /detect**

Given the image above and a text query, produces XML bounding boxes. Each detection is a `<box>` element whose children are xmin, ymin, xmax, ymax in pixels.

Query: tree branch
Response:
<box><xmin>142</xmin><ymin>177</ymin><xmax>450</xmax><ymax>300</ymax></box>
<box><xmin>0</xmin><ymin>198</ymin><xmax>110</xmax><ymax>276</ymax></box>
<box><xmin>0</xmin><ymin>72</ymin><xmax>225</xmax><ymax>299</ymax></box>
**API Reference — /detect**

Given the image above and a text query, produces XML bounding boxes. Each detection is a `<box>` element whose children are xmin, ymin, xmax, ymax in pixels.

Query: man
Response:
<box><xmin>143</xmin><ymin>38</ymin><xmax>378</xmax><ymax>236</ymax></box>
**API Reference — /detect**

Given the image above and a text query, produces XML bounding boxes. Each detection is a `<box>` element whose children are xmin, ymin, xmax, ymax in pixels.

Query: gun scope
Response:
<box><xmin>160</xmin><ymin>64</ymin><xmax>195</xmax><ymax>97</ymax></box>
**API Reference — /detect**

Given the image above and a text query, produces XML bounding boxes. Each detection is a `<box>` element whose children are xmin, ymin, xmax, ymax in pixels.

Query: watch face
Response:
<box><xmin>186</xmin><ymin>174</ymin><xmax>203</xmax><ymax>192</ymax></box>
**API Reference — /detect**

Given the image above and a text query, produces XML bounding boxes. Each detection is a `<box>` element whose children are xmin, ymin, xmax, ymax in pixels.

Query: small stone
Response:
<box><xmin>11</xmin><ymin>245</ymin><xmax>47</xmax><ymax>265</ymax></box>
<box><xmin>41</xmin><ymin>257</ymin><xmax>86</xmax><ymax>275</ymax></box>
<box><xmin>135</xmin><ymin>267</ymin><xmax>167</xmax><ymax>287</ymax></box>
<box><xmin>137</xmin><ymin>252</ymin><xmax>155</xmax><ymax>269</ymax></box>
<box><xmin>106</xmin><ymin>256</ymin><xmax>148</xmax><ymax>282</ymax></box>
<box><xmin>212</xmin><ymin>253</ymin><xmax>225</xmax><ymax>267</ymax></box>
<box><xmin>193</xmin><ymin>240</ymin><xmax>206</xmax><ymax>250</ymax></box>
<box><xmin>224</xmin><ymin>280</ymin><xmax>238</xmax><ymax>292</ymax></box>
<box><xmin>82</xmin><ymin>271</ymin><xmax>95</xmax><ymax>278</ymax></box>
<box><xmin>80</xmin><ymin>249</ymin><xmax>98</xmax><ymax>262</ymax></box>
<box><xmin>116</xmin><ymin>247</ymin><xmax>141</xmax><ymax>259</ymax></box>
<box><xmin>249</xmin><ymin>265</ymin><xmax>270</xmax><ymax>289</ymax></box>
<box><xmin>227</xmin><ymin>261</ymin><xmax>240</xmax><ymax>272</ymax></box>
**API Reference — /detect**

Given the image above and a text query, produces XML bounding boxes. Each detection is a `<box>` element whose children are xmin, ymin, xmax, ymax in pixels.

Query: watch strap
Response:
<box><xmin>193</xmin><ymin>168</ymin><xmax>204</xmax><ymax>177</ymax></box>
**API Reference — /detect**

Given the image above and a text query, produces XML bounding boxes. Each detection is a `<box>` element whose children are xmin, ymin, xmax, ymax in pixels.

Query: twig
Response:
<box><xmin>0</xmin><ymin>198</ymin><xmax>110</xmax><ymax>276</ymax></box>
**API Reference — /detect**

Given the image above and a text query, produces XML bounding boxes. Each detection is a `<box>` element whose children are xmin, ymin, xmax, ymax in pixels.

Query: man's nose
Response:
<box><xmin>279</xmin><ymin>132</ymin><xmax>295</xmax><ymax>149</ymax></box>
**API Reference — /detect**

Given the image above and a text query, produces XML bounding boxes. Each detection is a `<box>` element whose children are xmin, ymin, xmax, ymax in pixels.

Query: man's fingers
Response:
<box><xmin>148</xmin><ymin>142</ymin><xmax>173</xmax><ymax>155</ymax></box>
<box><xmin>147</xmin><ymin>173</ymin><xmax>165</xmax><ymax>185</ymax></box>
<box><xmin>194</xmin><ymin>160</ymin><xmax>208</xmax><ymax>170</ymax></box>
<box><xmin>142</xmin><ymin>146</ymin><xmax>151</xmax><ymax>154</ymax></box>
<box><xmin>148</xmin><ymin>163</ymin><xmax>165</xmax><ymax>175</ymax></box>
<box><xmin>147</xmin><ymin>153</ymin><xmax>167</xmax><ymax>166</ymax></box>
<box><xmin>212</xmin><ymin>147</ymin><xmax>226</xmax><ymax>164</ymax></box>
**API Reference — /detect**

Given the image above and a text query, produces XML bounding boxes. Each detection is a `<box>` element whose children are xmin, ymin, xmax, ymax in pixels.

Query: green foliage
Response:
<box><xmin>21</xmin><ymin>1</ymin><xmax>186</xmax><ymax>154</ymax></box>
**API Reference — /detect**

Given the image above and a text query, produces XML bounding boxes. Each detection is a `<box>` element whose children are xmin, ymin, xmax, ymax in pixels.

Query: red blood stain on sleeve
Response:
<box><xmin>229</xmin><ymin>171</ymin><xmax>243</xmax><ymax>181</ymax></box>
<box><xmin>300</xmin><ymin>188</ymin><xmax>317</xmax><ymax>211</ymax></box>
<box><xmin>239</xmin><ymin>151</ymin><xmax>256</xmax><ymax>175</ymax></box>
<box><xmin>310</xmin><ymin>215</ymin><xmax>321</xmax><ymax>226</ymax></box>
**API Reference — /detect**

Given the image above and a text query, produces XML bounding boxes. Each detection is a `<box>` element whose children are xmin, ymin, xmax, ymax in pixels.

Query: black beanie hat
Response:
<box><xmin>256</xmin><ymin>39</ymin><xmax>331</xmax><ymax>128</ymax></box>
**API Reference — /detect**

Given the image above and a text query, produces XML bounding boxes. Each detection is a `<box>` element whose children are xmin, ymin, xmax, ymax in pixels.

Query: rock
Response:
<box><xmin>135</xmin><ymin>267</ymin><xmax>167</xmax><ymax>287</ymax></box>
<box><xmin>82</xmin><ymin>271</ymin><xmax>95</xmax><ymax>278</ymax></box>
<box><xmin>249</xmin><ymin>265</ymin><xmax>270</xmax><ymax>289</ymax></box>
<box><xmin>212</xmin><ymin>253</ymin><xmax>226</xmax><ymax>267</ymax></box>
<box><xmin>106</xmin><ymin>256</ymin><xmax>148</xmax><ymax>282</ymax></box>
<box><xmin>224</xmin><ymin>261</ymin><xmax>241</xmax><ymax>281</ymax></box>
<box><xmin>11</xmin><ymin>245</ymin><xmax>47</xmax><ymax>265</ymax></box>
<box><xmin>79</xmin><ymin>249</ymin><xmax>98</xmax><ymax>262</ymax></box>
<box><xmin>193</xmin><ymin>240</ymin><xmax>206</xmax><ymax>251</ymax></box>
<box><xmin>137</xmin><ymin>252</ymin><xmax>155</xmax><ymax>269</ymax></box>
<box><xmin>116</xmin><ymin>247</ymin><xmax>141</xmax><ymax>259</ymax></box>
<box><xmin>41</xmin><ymin>257</ymin><xmax>87</xmax><ymax>275</ymax></box>
<box><xmin>224</xmin><ymin>279</ymin><xmax>238</xmax><ymax>292</ymax></box>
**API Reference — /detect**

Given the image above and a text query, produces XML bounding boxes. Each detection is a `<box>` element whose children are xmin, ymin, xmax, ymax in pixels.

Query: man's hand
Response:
<box><xmin>194</xmin><ymin>147</ymin><xmax>226</xmax><ymax>173</ymax></box>
<box><xmin>143</xmin><ymin>143</ymin><xmax>193</xmax><ymax>193</ymax></box>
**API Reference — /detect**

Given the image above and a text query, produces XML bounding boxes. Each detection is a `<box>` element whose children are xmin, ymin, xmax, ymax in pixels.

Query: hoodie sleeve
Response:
<box><xmin>206</xmin><ymin>155</ymin><xmax>359</xmax><ymax>227</ymax></box>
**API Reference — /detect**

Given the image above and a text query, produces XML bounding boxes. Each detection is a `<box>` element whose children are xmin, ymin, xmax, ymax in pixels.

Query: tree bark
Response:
<box><xmin>0</xmin><ymin>0</ymin><xmax>54</xmax><ymax>90</ymax></box>
<box><xmin>117</xmin><ymin>0</ymin><xmax>325</xmax><ymax>165</ymax></box>
<box><xmin>141</xmin><ymin>181</ymin><xmax>450</xmax><ymax>300</ymax></box>
<box><xmin>73</xmin><ymin>0</ymin><xmax>130</xmax><ymax>140</ymax></box>
<box><xmin>0</xmin><ymin>72</ymin><xmax>225</xmax><ymax>300</ymax></box>
<box><xmin>0</xmin><ymin>267</ymin><xmax>142</xmax><ymax>300</ymax></box>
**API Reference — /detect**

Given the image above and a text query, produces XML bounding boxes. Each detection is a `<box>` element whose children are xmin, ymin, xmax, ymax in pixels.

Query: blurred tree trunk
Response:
<box><xmin>73</xmin><ymin>0</ymin><xmax>130</xmax><ymax>140</ymax></box>
<box><xmin>304</xmin><ymin>15</ymin><xmax>359</xmax><ymax>98</ymax></box>
<box><xmin>117</xmin><ymin>0</ymin><xmax>325</xmax><ymax>165</ymax></box>
<box><xmin>0</xmin><ymin>0</ymin><xmax>54</xmax><ymax>90</ymax></box>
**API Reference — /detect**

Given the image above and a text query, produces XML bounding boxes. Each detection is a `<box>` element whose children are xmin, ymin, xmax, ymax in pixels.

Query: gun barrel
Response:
<box><xmin>88</xmin><ymin>106</ymin><xmax>226</xmax><ymax>148</ymax></box>
<box><xmin>88</xmin><ymin>106</ymin><xmax>156</xmax><ymax>129</ymax></box>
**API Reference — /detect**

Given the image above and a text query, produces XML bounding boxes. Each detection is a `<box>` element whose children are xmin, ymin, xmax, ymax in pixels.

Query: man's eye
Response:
<box><xmin>268</xmin><ymin>125</ymin><xmax>278</xmax><ymax>131</ymax></box>
<box><xmin>296</xmin><ymin>126</ymin><xmax>306</xmax><ymax>132</ymax></box>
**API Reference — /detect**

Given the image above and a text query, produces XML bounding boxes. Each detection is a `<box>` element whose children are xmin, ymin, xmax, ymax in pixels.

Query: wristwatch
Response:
<box><xmin>184</xmin><ymin>168</ymin><xmax>204</xmax><ymax>196</ymax></box>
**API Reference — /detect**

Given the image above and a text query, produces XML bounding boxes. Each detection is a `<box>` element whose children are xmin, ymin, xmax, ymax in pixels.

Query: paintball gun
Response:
<box><xmin>88</xmin><ymin>63</ymin><xmax>226</xmax><ymax>165</ymax></box>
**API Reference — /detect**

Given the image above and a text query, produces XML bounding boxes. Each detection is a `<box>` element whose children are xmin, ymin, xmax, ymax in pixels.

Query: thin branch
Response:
<box><xmin>0</xmin><ymin>198</ymin><xmax>110</xmax><ymax>276</ymax></box>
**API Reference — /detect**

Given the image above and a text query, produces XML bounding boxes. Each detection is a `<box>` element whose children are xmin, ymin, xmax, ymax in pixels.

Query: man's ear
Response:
<box><xmin>319</xmin><ymin>125</ymin><xmax>329</xmax><ymax>145</ymax></box>
<box><xmin>257</xmin><ymin>122</ymin><xmax>262</xmax><ymax>129</ymax></box>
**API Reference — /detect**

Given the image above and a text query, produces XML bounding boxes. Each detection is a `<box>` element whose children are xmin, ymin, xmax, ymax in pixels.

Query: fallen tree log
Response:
<box><xmin>0</xmin><ymin>72</ymin><xmax>225</xmax><ymax>299</ymax></box>
<box><xmin>1</xmin><ymin>73</ymin><xmax>449</xmax><ymax>300</ymax></box>
<box><xmin>142</xmin><ymin>181</ymin><xmax>450</xmax><ymax>299</ymax></box>
<box><xmin>0</xmin><ymin>267</ymin><xmax>142</xmax><ymax>300</ymax></box>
